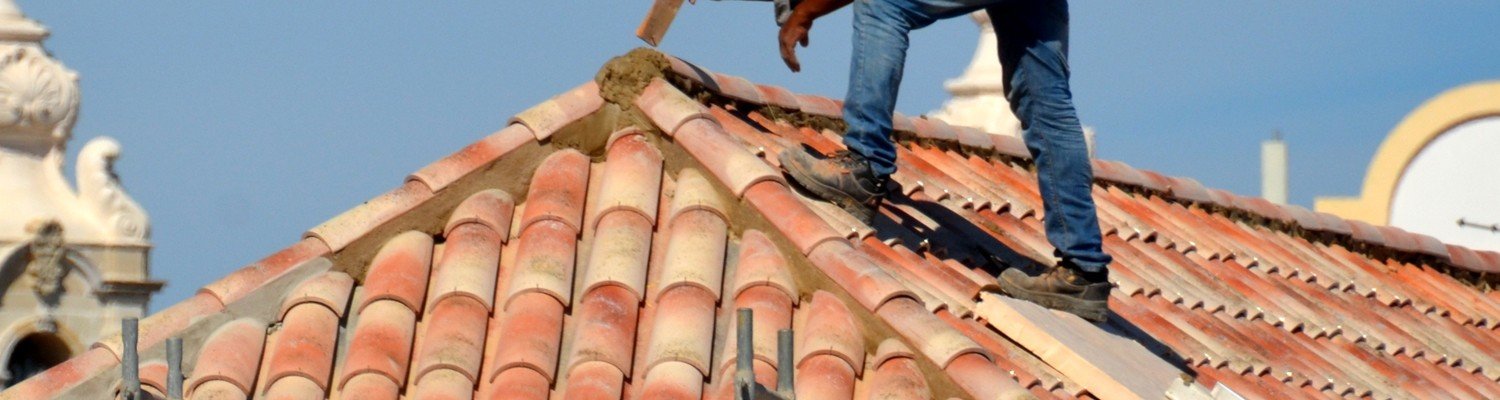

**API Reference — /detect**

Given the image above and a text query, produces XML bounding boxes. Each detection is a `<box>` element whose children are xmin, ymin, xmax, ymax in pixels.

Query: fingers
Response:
<box><xmin>781</xmin><ymin>42</ymin><xmax>800</xmax><ymax>72</ymax></box>
<box><xmin>779</xmin><ymin>26</ymin><xmax>803</xmax><ymax>72</ymax></box>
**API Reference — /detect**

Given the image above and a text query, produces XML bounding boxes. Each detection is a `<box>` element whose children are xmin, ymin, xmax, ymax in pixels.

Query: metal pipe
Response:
<box><xmin>735</xmin><ymin>308</ymin><xmax>754</xmax><ymax>400</ymax></box>
<box><xmin>166</xmin><ymin>337</ymin><xmax>183</xmax><ymax>400</ymax></box>
<box><xmin>121</xmin><ymin>318</ymin><xmax>139</xmax><ymax>400</ymax></box>
<box><xmin>777</xmin><ymin>329</ymin><xmax>795</xmax><ymax>398</ymax></box>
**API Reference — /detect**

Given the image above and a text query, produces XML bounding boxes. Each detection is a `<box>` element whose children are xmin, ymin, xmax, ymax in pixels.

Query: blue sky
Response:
<box><xmin>21</xmin><ymin>2</ymin><xmax>1500</xmax><ymax>309</ymax></box>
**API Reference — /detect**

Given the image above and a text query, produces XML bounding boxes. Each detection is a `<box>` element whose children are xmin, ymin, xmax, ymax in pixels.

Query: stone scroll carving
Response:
<box><xmin>78</xmin><ymin>137</ymin><xmax>150</xmax><ymax>240</ymax></box>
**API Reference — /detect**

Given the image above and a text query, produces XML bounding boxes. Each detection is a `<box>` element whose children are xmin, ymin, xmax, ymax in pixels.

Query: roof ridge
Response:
<box><xmin>648</xmin><ymin>49</ymin><xmax>1498</xmax><ymax>288</ymax></box>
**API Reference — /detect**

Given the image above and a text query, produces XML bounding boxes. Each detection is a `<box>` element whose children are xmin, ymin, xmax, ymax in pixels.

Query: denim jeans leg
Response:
<box><xmin>841</xmin><ymin>0</ymin><xmax>915</xmax><ymax>179</ymax></box>
<box><xmin>842</xmin><ymin>0</ymin><xmax>995</xmax><ymax>178</ymax></box>
<box><xmin>989</xmin><ymin>0</ymin><xmax>1113</xmax><ymax>272</ymax></box>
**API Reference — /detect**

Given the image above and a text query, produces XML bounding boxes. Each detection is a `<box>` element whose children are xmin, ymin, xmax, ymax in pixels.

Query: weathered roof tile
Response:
<box><xmin>339</xmin><ymin>300</ymin><xmax>416</xmax><ymax>389</ymax></box>
<box><xmin>796</xmin><ymin>291</ymin><xmax>865</xmax><ymax>374</ymax></box>
<box><xmin>359</xmin><ymin>231</ymin><xmax>433</xmax><ymax>313</ymax></box>
<box><xmin>188</xmin><ymin>318</ymin><xmax>267</xmax><ymax>397</ymax></box>
<box><xmin>590</xmin><ymin>130</ymin><xmax>663</xmax><ymax>230</ymax></box>
<box><xmin>518</xmin><ymin>149</ymin><xmax>590</xmax><ymax>233</ymax></box>
<box><xmin>265</xmin><ymin>302</ymin><xmax>340</xmax><ymax>391</ymax></box>
<box><xmin>410</xmin><ymin>295</ymin><xmax>488</xmax><ymax>385</ymax></box>
<box><xmin>509</xmin><ymin>81</ymin><xmax>604</xmax><ymax>141</ymax></box>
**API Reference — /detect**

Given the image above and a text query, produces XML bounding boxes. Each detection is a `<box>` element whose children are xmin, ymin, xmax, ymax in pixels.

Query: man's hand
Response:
<box><xmin>779</xmin><ymin>14</ymin><xmax>812</xmax><ymax>72</ymax></box>
<box><xmin>774</xmin><ymin>0</ymin><xmax>851</xmax><ymax>73</ymax></box>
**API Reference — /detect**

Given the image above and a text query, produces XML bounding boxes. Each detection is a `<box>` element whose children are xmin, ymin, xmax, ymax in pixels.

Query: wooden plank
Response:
<box><xmin>636</xmin><ymin>0</ymin><xmax>687</xmax><ymax>47</ymax></box>
<box><xmin>974</xmin><ymin>293</ymin><xmax>1202</xmax><ymax>400</ymax></box>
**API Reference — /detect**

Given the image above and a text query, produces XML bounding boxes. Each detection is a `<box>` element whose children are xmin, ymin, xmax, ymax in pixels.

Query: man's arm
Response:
<box><xmin>779</xmin><ymin>0</ymin><xmax>853</xmax><ymax>72</ymax></box>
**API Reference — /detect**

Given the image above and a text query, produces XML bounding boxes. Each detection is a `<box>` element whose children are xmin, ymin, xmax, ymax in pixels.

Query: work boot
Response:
<box><xmin>780</xmin><ymin>147</ymin><xmax>887</xmax><ymax>223</ymax></box>
<box><xmin>997</xmin><ymin>262</ymin><xmax>1111</xmax><ymax>322</ymax></box>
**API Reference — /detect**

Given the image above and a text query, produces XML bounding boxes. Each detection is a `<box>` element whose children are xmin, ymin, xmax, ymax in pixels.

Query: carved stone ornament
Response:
<box><xmin>0</xmin><ymin>44</ymin><xmax>80</xmax><ymax>143</ymax></box>
<box><xmin>24</xmin><ymin>219</ymin><xmax>67</xmax><ymax>300</ymax></box>
<box><xmin>78</xmin><ymin>137</ymin><xmax>151</xmax><ymax>240</ymax></box>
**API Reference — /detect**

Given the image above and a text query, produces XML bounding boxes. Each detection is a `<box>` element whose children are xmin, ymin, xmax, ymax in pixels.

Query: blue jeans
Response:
<box><xmin>841</xmin><ymin>0</ymin><xmax>1112</xmax><ymax>272</ymax></box>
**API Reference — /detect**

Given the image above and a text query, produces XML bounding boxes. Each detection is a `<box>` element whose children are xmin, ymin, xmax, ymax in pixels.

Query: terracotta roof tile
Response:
<box><xmin>339</xmin><ymin>372</ymin><xmax>399</xmax><ymax>400</ymax></box>
<box><xmin>509</xmin><ymin>81</ymin><xmax>604</xmax><ymax>141</ymax></box>
<box><xmin>728</xmin><ymin>230</ymin><xmax>799</xmax><ymax>301</ymax></box>
<box><xmin>756</xmin><ymin>83</ymin><xmax>802</xmax><ymax>110</ymax></box>
<box><xmin>26</xmin><ymin>49</ymin><xmax>1500</xmax><ymax>400</ymax></box>
<box><xmin>642</xmin><ymin>286</ymin><xmax>717</xmax><ymax>376</ymax></box>
<box><xmin>265</xmin><ymin>300</ymin><xmax>341</xmax><ymax>392</ymax></box>
<box><xmin>427</xmin><ymin>222</ymin><xmax>503</xmax><ymax>312</ymax></box>
<box><xmin>487</xmin><ymin>292</ymin><xmax>564</xmax><ymax>383</ymax></box>
<box><xmin>518</xmin><ymin>149</ymin><xmax>590</xmax><ymax>234</ymax></box>
<box><xmin>188</xmin><ymin>318</ymin><xmax>267</xmax><ymax>397</ymax></box>
<box><xmin>709</xmin><ymin>72</ymin><xmax>764</xmax><ymax>104</ymax></box>
<box><xmin>408</xmin><ymin>124</ymin><xmax>536</xmax><ymax>193</ymax></box>
<box><xmin>445</xmin><ymin>188</ymin><xmax>515</xmax><ymax>239</ymax></box>
<box><xmin>503</xmin><ymin>220</ymin><xmax>577</xmax><ymax>308</ymax></box>
<box><xmin>796</xmin><ymin>291</ymin><xmax>865</xmax><ymax>374</ymax></box>
<box><xmin>637</xmin><ymin>78</ymin><xmax>712</xmax><ymax>137</ymax></box>
<box><xmin>339</xmin><ymin>300</ymin><xmax>416</xmax><ymax>389</ymax></box>
<box><xmin>277</xmin><ymin>271</ymin><xmax>354</xmax><ymax>320</ymax></box>
<box><xmin>578</xmin><ymin>211</ymin><xmax>655</xmax><ymax>301</ymax></box>
<box><xmin>359</xmin><ymin>231</ymin><xmax>433</xmax><ymax>313</ymax></box>
<box><xmin>656</xmin><ymin>210</ymin><xmax>728</xmax><ymax>298</ymax></box>
<box><xmin>562</xmin><ymin>361</ymin><xmax>626</xmax><ymax>399</ymax></box>
<box><xmin>794</xmin><ymin>93</ymin><xmax>842</xmax><ymax>119</ymax></box>
<box><xmin>807</xmin><ymin>241</ymin><xmax>918</xmax><ymax>311</ymax></box>
<box><xmin>305</xmin><ymin>181</ymin><xmax>432</xmax><ymax>252</ymax></box>
<box><xmin>590</xmin><ymin>129</ymin><xmax>663</xmax><ymax>230</ymax></box>
<box><xmin>638</xmin><ymin>361</ymin><xmax>701</xmax><ymax>400</ymax></box>
<box><xmin>411</xmin><ymin>296</ymin><xmax>488</xmax><ymax>385</ymax></box>
<box><xmin>746</xmin><ymin>181</ymin><xmax>844</xmax><ymax>255</ymax></box>
<box><xmin>675</xmin><ymin>118</ymin><xmax>785</xmax><ymax>198</ymax></box>
<box><xmin>566</xmin><ymin>285</ymin><xmax>640</xmax><ymax>377</ymax></box>
<box><xmin>794</xmin><ymin>355</ymin><xmax>856</xmax><ymax>399</ymax></box>
<box><xmin>199</xmin><ymin>238</ymin><xmax>331</xmax><ymax>307</ymax></box>
<box><xmin>262</xmin><ymin>374</ymin><xmax>321</xmax><ymax>399</ymax></box>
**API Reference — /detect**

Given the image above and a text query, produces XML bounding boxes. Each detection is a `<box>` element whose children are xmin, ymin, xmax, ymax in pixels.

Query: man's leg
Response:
<box><xmin>841</xmin><ymin>0</ymin><xmax>997</xmax><ymax>177</ymax></box>
<box><xmin>991</xmin><ymin>0</ymin><xmax>1113</xmax><ymax>322</ymax></box>
<box><xmin>781</xmin><ymin>0</ymin><xmax>990</xmax><ymax>221</ymax></box>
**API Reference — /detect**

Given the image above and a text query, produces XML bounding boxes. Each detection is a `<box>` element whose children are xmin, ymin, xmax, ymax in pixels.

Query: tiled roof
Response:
<box><xmin>6</xmin><ymin>48</ymin><xmax>1500</xmax><ymax>400</ymax></box>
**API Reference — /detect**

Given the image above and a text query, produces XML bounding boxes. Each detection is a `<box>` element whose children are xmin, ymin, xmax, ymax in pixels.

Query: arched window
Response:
<box><xmin>3</xmin><ymin>333</ymin><xmax>71</xmax><ymax>388</ymax></box>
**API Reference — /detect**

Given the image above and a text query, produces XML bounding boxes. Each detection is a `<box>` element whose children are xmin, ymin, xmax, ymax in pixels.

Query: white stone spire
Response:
<box><xmin>929</xmin><ymin>11</ymin><xmax>1022</xmax><ymax>137</ymax></box>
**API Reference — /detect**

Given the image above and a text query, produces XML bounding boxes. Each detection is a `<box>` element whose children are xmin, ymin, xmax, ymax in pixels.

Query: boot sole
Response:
<box><xmin>783</xmin><ymin>156</ymin><xmax>876</xmax><ymax>223</ymax></box>
<box><xmin>997</xmin><ymin>278</ymin><xmax>1109</xmax><ymax>323</ymax></box>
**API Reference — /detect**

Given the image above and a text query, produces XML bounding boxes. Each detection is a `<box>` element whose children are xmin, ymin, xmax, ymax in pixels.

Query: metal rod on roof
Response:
<box><xmin>166</xmin><ymin>337</ymin><xmax>184</xmax><ymax>400</ymax></box>
<box><xmin>735</xmin><ymin>308</ymin><xmax>755</xmax><ymax>400</ymax></box>
<box><xmin>776</xmin><ymin>329</ymin><xmax>795</xmax><ymax>399</ymax></box>
<box><xmin>121</xmin><ymin>318</ymin><xmax>139</xmax><ymax>400</ymax></box>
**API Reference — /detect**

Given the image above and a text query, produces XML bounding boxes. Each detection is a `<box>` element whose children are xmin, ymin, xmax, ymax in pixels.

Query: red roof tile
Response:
<box><xmin>13</xmin><ymin>48</ymin><xmax>1500</xmax><ymax>400</ymax></box>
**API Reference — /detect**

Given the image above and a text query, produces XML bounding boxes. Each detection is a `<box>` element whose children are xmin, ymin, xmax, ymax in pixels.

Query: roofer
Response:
<box><xmin>775</xmin><ymin>0</ymin><xmax>1113</xmax><ymax>321</ymax></box>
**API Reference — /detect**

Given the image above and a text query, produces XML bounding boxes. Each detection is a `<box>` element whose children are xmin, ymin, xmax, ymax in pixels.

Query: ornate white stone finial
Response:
<box><xmin>0</xmin><ymin>0</ymin><xmax>147</xmax><ymax>244</ymax></box>
<box><xmin>0</xmin><ymin>3</ymin><xmax>157</xmax><ymax>381</ymax></box>
<box><xmin>929</xmin><ymin>11</ymin><xmax>1021</xmax><ymax>137</ymax></box>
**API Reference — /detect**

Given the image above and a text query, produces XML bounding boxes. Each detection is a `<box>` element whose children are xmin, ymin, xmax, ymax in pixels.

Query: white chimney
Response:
<box><xmin>1262</xmin><ymin>131</ymin><xmax>1288</xmax><ymax>204</ymax></box>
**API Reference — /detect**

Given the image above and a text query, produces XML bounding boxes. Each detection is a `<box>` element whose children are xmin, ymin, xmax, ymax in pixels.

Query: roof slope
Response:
<box><xmin>5</xmin><ymin>48</ymin><xmax>1500</xmax><ymax>400</ymax></box>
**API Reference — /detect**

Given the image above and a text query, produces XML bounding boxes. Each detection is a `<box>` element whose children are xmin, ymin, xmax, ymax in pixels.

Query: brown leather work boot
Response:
<box><xmin>780</xmin><ymin>147</ymin><xmax>887</xmax><ymax>223</ymax></box>
<box><xmin>997</xmin><ymin>262</ymin><xmax>1111</xmax><ymax>322</ymax></box>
